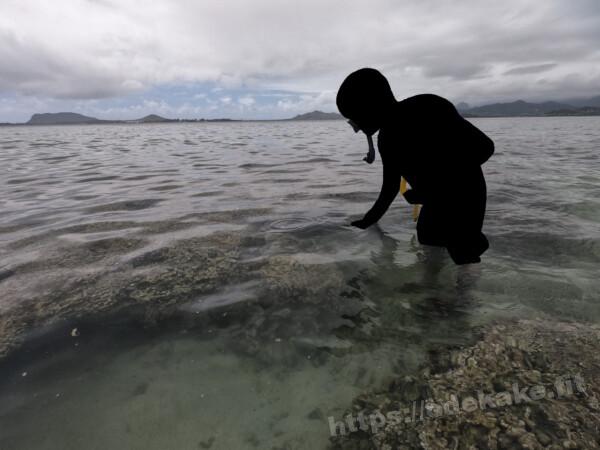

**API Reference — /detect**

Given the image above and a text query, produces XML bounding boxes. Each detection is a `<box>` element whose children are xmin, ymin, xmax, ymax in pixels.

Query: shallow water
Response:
<box><xmin>0</xmin><ymin>118</ymin><xmax>599</xmax><ymax>449</ymax></box>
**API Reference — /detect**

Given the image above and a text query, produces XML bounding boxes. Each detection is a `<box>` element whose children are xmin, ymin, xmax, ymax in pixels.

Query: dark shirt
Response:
<box><xmin>362</xmin><ymin>94</ymin><xmax>493</xmax><ymax>224</ymax></box>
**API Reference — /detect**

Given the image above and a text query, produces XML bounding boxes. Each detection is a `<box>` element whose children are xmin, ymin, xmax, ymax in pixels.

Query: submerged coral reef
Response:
<box><xmin>329</xmin><ymin>318</ymin><xmax>600</xmax><ymax>449</ymax></box>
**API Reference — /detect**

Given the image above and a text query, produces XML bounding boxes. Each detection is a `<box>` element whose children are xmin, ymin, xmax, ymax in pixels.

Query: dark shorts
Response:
<box><xmin>416</xmin><ymin>166</ymin><xmax>489</xmax><ymax>264</ymax></box>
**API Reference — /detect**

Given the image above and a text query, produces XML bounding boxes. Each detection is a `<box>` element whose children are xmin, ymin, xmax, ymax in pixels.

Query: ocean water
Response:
<box><xmin>0</xmin><ymin>118</ymin><xmax>599</xmax><ymax>449</ymax></box>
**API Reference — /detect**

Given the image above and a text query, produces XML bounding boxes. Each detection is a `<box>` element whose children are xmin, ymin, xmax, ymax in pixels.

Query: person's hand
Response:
<box><xmin>363</xmin><ymin>133</ymin><xmax>376</xmax><ymax>164</ymax></box>
<box><xmin>351</xmin><ymin>219</ymin><xmax>371</xmax><ymax>229</ymax></box>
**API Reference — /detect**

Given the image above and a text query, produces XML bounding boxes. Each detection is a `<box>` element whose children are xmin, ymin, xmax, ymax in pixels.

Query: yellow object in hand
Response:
<box><xmin>412</xmin><ymin>204</ymin><xmax>421</xmax><ymax>222</ymax></box>
<box><xmin>400</xmin><ymin>177</ymin><xmax>421</xmax><ymax>222</ymax></box>
<box><xmin>400</xmin><ymin>177</ymin><xmax>408</xmax><ymax>195</ymax></box>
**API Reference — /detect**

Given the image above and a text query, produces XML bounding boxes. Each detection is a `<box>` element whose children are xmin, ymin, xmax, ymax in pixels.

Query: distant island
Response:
<box><xmin>27</xmin><ymin>112</ymin><xmax>103</xmax><ymax>125</ymax></box>
<box><xmin>287</xmin><ymin>103</ymin><xmax>600</xmax><ymax>119</ymax></box>
<box><xmin>288</xmin><ymin>110</ymin><xmax>343</xmax><ymax>120</ymax></box>
<box><xmin>2</xmin><ymin>96</ymin><xmax>600</xmax><ymax>126</ymax></box>
<box><xmin>544</xmin><ymin>106</ymin><xmax>600</xmax><ymax>116</ymax></box>
<box><xmin>23</xmin><ymin>112</ymin><xmax>233</xmax><ymax>126</ymax></box>
<box><xmin>457</xmin><ymin>95</ymin><xmax>600</xmax><ymax>117</ymax></box>
<box><xmin>3</xmin><ymin>110</ymin><xmax>342</xmax><ymax>126</ymax></box>
<box><xmin>127</xmin><ymin>114</ymin><xmax>177</xmax><ymax>124</ymax></box>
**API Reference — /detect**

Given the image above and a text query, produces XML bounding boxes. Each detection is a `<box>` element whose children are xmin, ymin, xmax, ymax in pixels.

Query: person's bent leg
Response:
<box><xmin>446</xmin><ymin>166</ymin><xmax>488</xmax><ymax>265</ymax></box>
<box><xmin>446</xmin><ymin>231</ymin><xmax>489</xmax><ymax>265</ymax></box>
<box><xmin>416</xmin><ymin>203</ymin><xmax>448</xmax><ymax>247</ymax></box>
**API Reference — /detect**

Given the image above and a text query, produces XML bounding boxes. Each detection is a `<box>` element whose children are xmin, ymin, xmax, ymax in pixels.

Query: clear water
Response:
<box><xmin>0</xmin><ymin>118</ymin><xmax>599</xmax><ymax>449</ymax></box>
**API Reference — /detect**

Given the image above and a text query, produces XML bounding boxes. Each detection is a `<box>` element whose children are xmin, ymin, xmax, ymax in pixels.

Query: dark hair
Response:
<box><xmin>336</xmin><ymin>68</ymin><xmax>395</xmax><ymax>119</ymax></box>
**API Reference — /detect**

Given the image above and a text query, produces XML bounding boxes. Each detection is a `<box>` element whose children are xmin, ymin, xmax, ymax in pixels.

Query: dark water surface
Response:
<box><xmin>0</xmin><ymin>118</ymin><xmax>599</xmax><ymax>449</ymax></box>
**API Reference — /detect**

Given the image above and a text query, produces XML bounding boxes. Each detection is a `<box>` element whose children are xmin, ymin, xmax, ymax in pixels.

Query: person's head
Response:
<box><xmin>336</xmin><ymin>68</ymin><xmax>396</xmax><ymax>136</ymax></box>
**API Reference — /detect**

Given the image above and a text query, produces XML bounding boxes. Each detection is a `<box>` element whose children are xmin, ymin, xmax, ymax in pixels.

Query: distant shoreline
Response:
<box><xmin>0</xmin><ymin>118</ymin><xmax>336</xmax><ymax>126</ymax></box>
<box><xmin>2</xmin><ymin>96</ymin><xmax>600</xmax><ymax>125</ymax></box>
<box><xmin>3</xmin><ymin>114</ymin><xmax>600</xmax><ymax>127</ymax></box>
<box><xmin>2</xmin><ymin>103</ymin><xmax>600</xmax><ymax>126</ymax></box>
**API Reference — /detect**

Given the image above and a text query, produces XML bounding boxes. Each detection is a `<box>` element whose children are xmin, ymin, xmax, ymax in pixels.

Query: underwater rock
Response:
<box><xmin>0</xmin><ymin>226</ymin><xmax>353</xmax><ymax>364</ymax></box>
<box><xmin>257</xmin><ymin>255</ymin><xmax>345</xmax><ymax>303</ymax></box>
<box><xmin>329</xmin><ymin>318</ymin><xmax>600</xmax><ymax>450</ymax></box>
<box><xmin>0</xmin><ymin>230</ymin><xmax>245</xmax><ymax>358</ymax></box>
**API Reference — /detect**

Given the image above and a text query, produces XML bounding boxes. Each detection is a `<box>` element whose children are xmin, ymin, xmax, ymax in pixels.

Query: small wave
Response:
<box><xmin>191</xmin><ymin>190</ymin><xmax>224</xmax><ymax>197</ymax></box>
<box><xmin>29</xmin><ymin>140</ymin><xmax>69</xmax><ymax>148</ymax></box>
<box><xmin>0</xmin><ymin>268</ymin><xmax>15</xmax><ymax>283</ymax></box>
<box><xmin>71</xmin><ymin>194</ymin><xmax>99</xmax><ymax>201</ymax></box>
<box><xmin>288</xmin><ymin>157</ymin><xmax>337</xmax><ymax>164</ymax></box>
<box><xmin>318</xmin><ymin>191</ymin><xmax>377</xmax><ymax>202</ymax></box>
<box><xmin>148</xmin><ymin>184</ymin><xmax>182</xmax><ymax>191</ymax></box>
<box><xmin>262</xmin><ymin>168</ymin><xmax>309</xmax><ymax>174</ymax></box>
<box><xmin>76</xmin><ymin>175</ymin><xmax>120</xmax><ymax>183</ymax></box>
<box><xmin>85</xmin><ymin>199</ymin><xmax>163</xmax><ymax>213</ymax></box>
<box><xmin>268</xmin><ymin>217</ymin><xmax>314</xmax><ymax>232</ymax></box>
<box><xmin>123</xmin><ymin>175</ymin><xmax>159</xmax><ymax>181</ymax></box>
<box><xmin>306</xmin><ymin>183</ymin><xmax>339</xmax><ymax>189</ymax></box>
<box><xmin>238</xmin><ymin>163</ymin><xmax>280</xmax><ymax>169</ymax></box>
<box><xmin>147</xmin><ymin>169</ymin><xmax>180</xmax><ymax>174</ymax></box>
<box><xmin>37</xmin><ymin>155</ymin><xmax>77</xmax><ymax>162</ymax></box>
<box><xmin>6</xmin><ymin>178</ymin><xmax>37</xmax><ymax>185</ymax></box>
<box><xmin>272</xmin><ymin>178</ymin><xmax>306</xmax><ymax>184</ymax></box>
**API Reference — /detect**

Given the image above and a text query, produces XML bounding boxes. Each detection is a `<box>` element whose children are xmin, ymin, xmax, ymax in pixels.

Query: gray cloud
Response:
<box><xmin>503</xmin><ymin>64</ymin><xmax>558</xmax><ymax>76</ymax></box>
<box><xmin>0</xmin><ymin>0</ymin><xmax>600</xmax><ymax>116</ymax></box>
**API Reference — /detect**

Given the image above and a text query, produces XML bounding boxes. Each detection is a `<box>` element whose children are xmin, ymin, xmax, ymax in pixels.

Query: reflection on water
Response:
<box><xmin>0</xmin><ymin>118</ymin><xmax>599</xmax><ymax>449</ymax></box>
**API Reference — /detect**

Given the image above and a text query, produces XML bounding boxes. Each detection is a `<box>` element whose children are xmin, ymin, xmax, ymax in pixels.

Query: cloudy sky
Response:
<box><xmin>1</xmin><ymin>0</ymin><xmax>600</xmax><ymax>121</ymax></box>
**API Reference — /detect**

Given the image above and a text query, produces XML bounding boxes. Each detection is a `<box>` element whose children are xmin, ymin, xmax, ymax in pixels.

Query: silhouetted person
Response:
<box><xmin>337</xmin><ymin>68</ymin><xmax>494</xmax><ymax>265</ymax></box>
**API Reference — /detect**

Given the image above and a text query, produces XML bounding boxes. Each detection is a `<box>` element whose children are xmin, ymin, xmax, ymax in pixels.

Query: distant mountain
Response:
<box><xmin>132</xmin><ymin>114</ymin><xmax>175</xmax><ymax>123</ymax></box>
<box><xmin>558</xmin><ymin>95</ymin><xmax>600</xmax><ymax>108</ymax></box>
<box><xmin>27</xmin><ymin>112</ymin><xmax>103</xmax><ymax>125</ymax></box>
<box><xmin>463</xmin><ymin>100</ymin><xmax>574</xmax><ymax>117</ymax></box>
<box><xmin>545</xmin><ymin>106</ymin><xmax>600</xmax><ymax>116</ymax></box>
<box><xmin>459</xmin><ymin>95</ymin><xmax>600</xmax><ymax>117</ymax></box>
<box><xmin>289</xmin><ymin>110</ymin><xmax>343</xmax><ymax>120</ymax></box>
<box><xmin>26</xmin><ymin>112</ymin><xmax>179</xmax><ymax>125</ymax></box>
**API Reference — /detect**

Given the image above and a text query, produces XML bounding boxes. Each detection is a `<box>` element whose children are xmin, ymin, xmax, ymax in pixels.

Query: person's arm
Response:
<box><xmin>351</xmin><ymin>162</ymin><xmax>401</xmax><ymax>229</ymax></box>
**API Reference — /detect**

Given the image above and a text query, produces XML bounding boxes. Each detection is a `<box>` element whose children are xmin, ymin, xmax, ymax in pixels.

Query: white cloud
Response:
<box><xmin>276</xmin><ymin>91</ymin><xmax>335</xmax><ymax>112</ymax></box>
<box><xmin>1</xmin><ymin>0</ymin><xmax>600</xmax><ymax>119</ymax></box>
<box><xmin>121</xmin><ymin>79</ymin><xmax>144</xmax><ymax>91</ymax></box>
<box><xmin>238</xmin><ymin>96</ymin><xmax>255</xmax><ymax>106</ymax></box>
